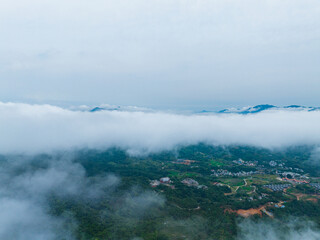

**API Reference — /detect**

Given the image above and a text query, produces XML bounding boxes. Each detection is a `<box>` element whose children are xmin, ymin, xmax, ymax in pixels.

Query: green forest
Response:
<box><xmin>29</xmin><ymin>144</ymin><xmax>320</xmax><ymax>239</ymax></box>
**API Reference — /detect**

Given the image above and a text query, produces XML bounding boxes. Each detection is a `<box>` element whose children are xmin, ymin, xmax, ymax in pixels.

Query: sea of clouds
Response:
<box><xmin>1</xmin><ymin>102</ymin><xmax>320</xmax><ymax>155</ymax></box>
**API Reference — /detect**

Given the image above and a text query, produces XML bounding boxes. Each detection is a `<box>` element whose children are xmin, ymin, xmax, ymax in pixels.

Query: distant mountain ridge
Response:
<box><xmin>75</xmin><ymin>104</ymin><xmax>152</xmax><ymax>113</ymax></box>
<box><xmin>73</xmin><ymin>104</ymin><xmax>319</xmax><ymax>114</ymax></box>
<box><xmin>90</xmin><ymin>106</ymin><xmax>120</xmax><ymax>112</ymax></box>
<box><xmin>217</xmin><ymin>104</ymin><xmax>320</xmax><ymax>114</ymax></box>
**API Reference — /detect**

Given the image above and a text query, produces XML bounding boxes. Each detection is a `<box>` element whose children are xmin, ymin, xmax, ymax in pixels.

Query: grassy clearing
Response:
<box><xmin>240</xmin><ymin>186</ymin><xmax>253</xmax><ymax>192</ymax></box>
<box><xmin>251</xmin><ymin>174</ymin><xmax>281</xmax><ymax>185</ymax></box>
<box><xmin>210</xmin><ymin>159</ymin><xmax>225</xmax><ymax>167</ymax></box>
<box><xmin>169</xmin><ymin>171</ymin><xmax>179</xmax><ymax>177</ymax></box>
<box><xmin>182</xmin><ymin>172</ymin><xmax>199</xmax><ymax>178</ymax></box>
<box><xmin>220</xmin><ymin>178</ymin><xmax>244</xmax><ymax>187</ymax></box>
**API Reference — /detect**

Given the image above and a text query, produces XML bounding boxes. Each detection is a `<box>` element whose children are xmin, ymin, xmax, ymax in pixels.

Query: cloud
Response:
<box><xmin>0</xmin><ymin>198</ymin><xmax>74</xmax><ymax>240</ymax></box>
<box><xmin>0</xmin><ymin>152</ymin><xmax>167</xmax><ymax>240</ymax></box>
<box><xmin>1</xmin><ymin>102</ymin><xmax>320</xmax><ymax>155</ymax></box>
<box><xmin>0</xmin><ymin>102</ymin><xmax>319</xmax><ymax>154</ymax></box>
<box><xmin>237</xmin><ymin>218</ymin><xmax>320</xmax><ymax>240</ymax></box>
<box><xmin>160</xmin><ymin>217</ymin><xmax>212</xmax><ymax>240</ymax></box>
<box><xmin>103</xmin><ymin>187</ymin><xmax>165</xmax><ymax>231</ymax></box>
<box><xmin>0</xmin><ymin>150</ymin><xmax>167</xmax><ymax>239</ymax></box>
<box><xmin>0</xmin><ymin>154</ymin><xmax>101</xmax><ymax>240</ymax></box>
<box><xmin>309</xmin><ymin>147</ymin><xmax>320</xmax><ymax>166</ymax></box>
<box><xmin>120</xmin><ymin>190</ymin><xmax>165</xmax><ymax>218</ymax></box>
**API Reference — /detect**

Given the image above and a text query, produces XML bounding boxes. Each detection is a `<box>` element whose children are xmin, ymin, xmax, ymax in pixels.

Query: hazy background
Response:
<box><xmin>1</xmin><ymin>0</ymin><xmax>320</xmax><ymax>110</ymax></box>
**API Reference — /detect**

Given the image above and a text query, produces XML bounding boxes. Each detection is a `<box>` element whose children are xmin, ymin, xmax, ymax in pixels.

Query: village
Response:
<box><xmin>150</xmin><ymin>176</ymin><xmax>208</xmax><ymax>190</ymax></box>
<box><xmin>148</xmin><ymin>156</ymin><xmax>320</xmax><ymax>219</ymax></box>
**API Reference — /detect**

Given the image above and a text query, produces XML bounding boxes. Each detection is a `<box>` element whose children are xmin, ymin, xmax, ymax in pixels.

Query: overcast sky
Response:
<box><xmin>1</xmin><ymin>0</ymin><xmax>319</xmax><ymax>110</ymax></box>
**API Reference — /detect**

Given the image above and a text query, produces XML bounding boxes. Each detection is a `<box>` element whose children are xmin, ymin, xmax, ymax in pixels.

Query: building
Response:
<box><xmin>150</xmin><ymin>180</ymin><xmax>160</xmax><ymax>187</ymax></box>
<box><xmin>174</xmin><ymin>159</ymin><xmax>196</xmax><ymax>165</ymax></box>
<box><xmin>282</xmin><ymin>177</ymin><xmax>309</xmax><ymax>184</ymax></box>
<box><xmin>181</xmin><ymin>178</ymin><xmax>199</xmax><ymax>187</ymax></box>
<box><xmin>160</xmin><ymin>177</ymin><xmax>171</xmax><ymax>183</ymax></box>
<box><xmin>269</xmin><ymin>161</ymin><xmax>277</xmax><ymax>167</ymax></box>
<box><xmin>264</xmin><ymin>184</ymin><xmax>291</xmax><ymax>192</ymax></box>
<box><xmin>310</xmin><ymin>183</ymin><xmax>320</xmax><ymax>190</ymax></box>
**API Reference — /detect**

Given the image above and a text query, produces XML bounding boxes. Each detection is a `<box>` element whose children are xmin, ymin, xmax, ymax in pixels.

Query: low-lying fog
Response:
<box><xmin>1</xmin><ymin>102</ymin><xmax>320</xmax><ymax>155</ymax></box>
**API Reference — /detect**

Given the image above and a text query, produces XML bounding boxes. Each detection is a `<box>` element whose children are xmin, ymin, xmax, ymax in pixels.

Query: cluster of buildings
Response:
<box><xmin>263</xmin><ymin>184</ymin><xmax>291</xmax><ymax>192</ymax></box>
<box><xmin>150</xmin><ymin>177</ymin><xmax>173</xmax><ymax>188</ymax></box>
<box><xmin>181</xmin><ymin>178</ymin><xmax>208</xmax><ymax>189</ymax></box>
<box><xmin>173</xmin><ymin>159</ymin><xmax>197</xmax><ymax>166</ymax></box>
<box><xmin>268</xmin><ymin>161</ymin><xmax>304</xmax><ymax>173</ymax></box>
<box><xmin>238</xmin><ymin>193</ymin><xmax>269</xmax><ymax>202</ymax></box>
<box><xmin>211</xmin><ymin>169</ymin><xmax>259</xmax><ymax>177</ymax></box>
<box><xmin>277</xmin><ymin>165</ymin><xmax>304</xmax><ymax>172</ymax></box>
<box><xmin>212</xmin><ymin>182</ymin><xmax>225</xmax><ymax>187</ymax></box>
<box><xmin>181</xmin><ymin>178</ymin><xmax>199</xmax><ymax>186</ymax></box>
<box><xmin>282</xmin><ymin>177</ymin><xmax>309</xmax><ymax>184</ymax></box>
<box><xmin>241</xmin><ymin>196</ymin><xmax>254</xmax><ymax>201</ymax></box>
<box><xmin>275</xmin><ymin>171</ymin><xmax>309</xmax><ymax>185</ymax></box>
<box><xmin>233</xmin><ymin>158</ymin><xmax>257</xmax><ymax>167</ymax></box>
<box><xmin>258</xmin><ymin>193</ymin><xmax>268</xmax><ymax>200</ymax></box>
<box><xmin>150</xmin><ymin>180</ymin><xmax>161</xmax><ymax>187</ymax></box>
<box><xmin>269</xmin><ymin>161</ymin><xmax>277</xmax><ymax>167</ymax></box>
<box><xmin>278</xmin><ymin>171</ymin><xmax>306</xmax><ymax>179</ymax></box>
<box><xmin>310</xmin><ymin>183</ymin><xmax>320</xmax><ymax>191</ymax></box>
<box><xmin>150</xmin><ymin>177</ymin><xmax>208</xmax><ymax>190</ymax></box>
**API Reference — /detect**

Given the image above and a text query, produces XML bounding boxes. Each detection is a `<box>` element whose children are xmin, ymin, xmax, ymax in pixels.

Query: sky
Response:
<box><xmin>1</xmin><ymin>0</ymin><xmax>320</xmax><ymax>110</ymax></box>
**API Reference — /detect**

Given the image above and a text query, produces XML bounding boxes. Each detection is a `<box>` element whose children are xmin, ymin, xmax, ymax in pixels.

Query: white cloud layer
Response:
<box><xmin>237</xmin><ymin>218</ymin><xmax>320</xmax><ymax>240</ymax></box>
<box><xmin>1</xmin><ymin>102</ymin><xmax>320</xmax><ymax>155</ymax></box>
<box><xmin>0</xmin><ymin>152</ymin><xmax>164</xmax><ymax>239</ymax></box>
